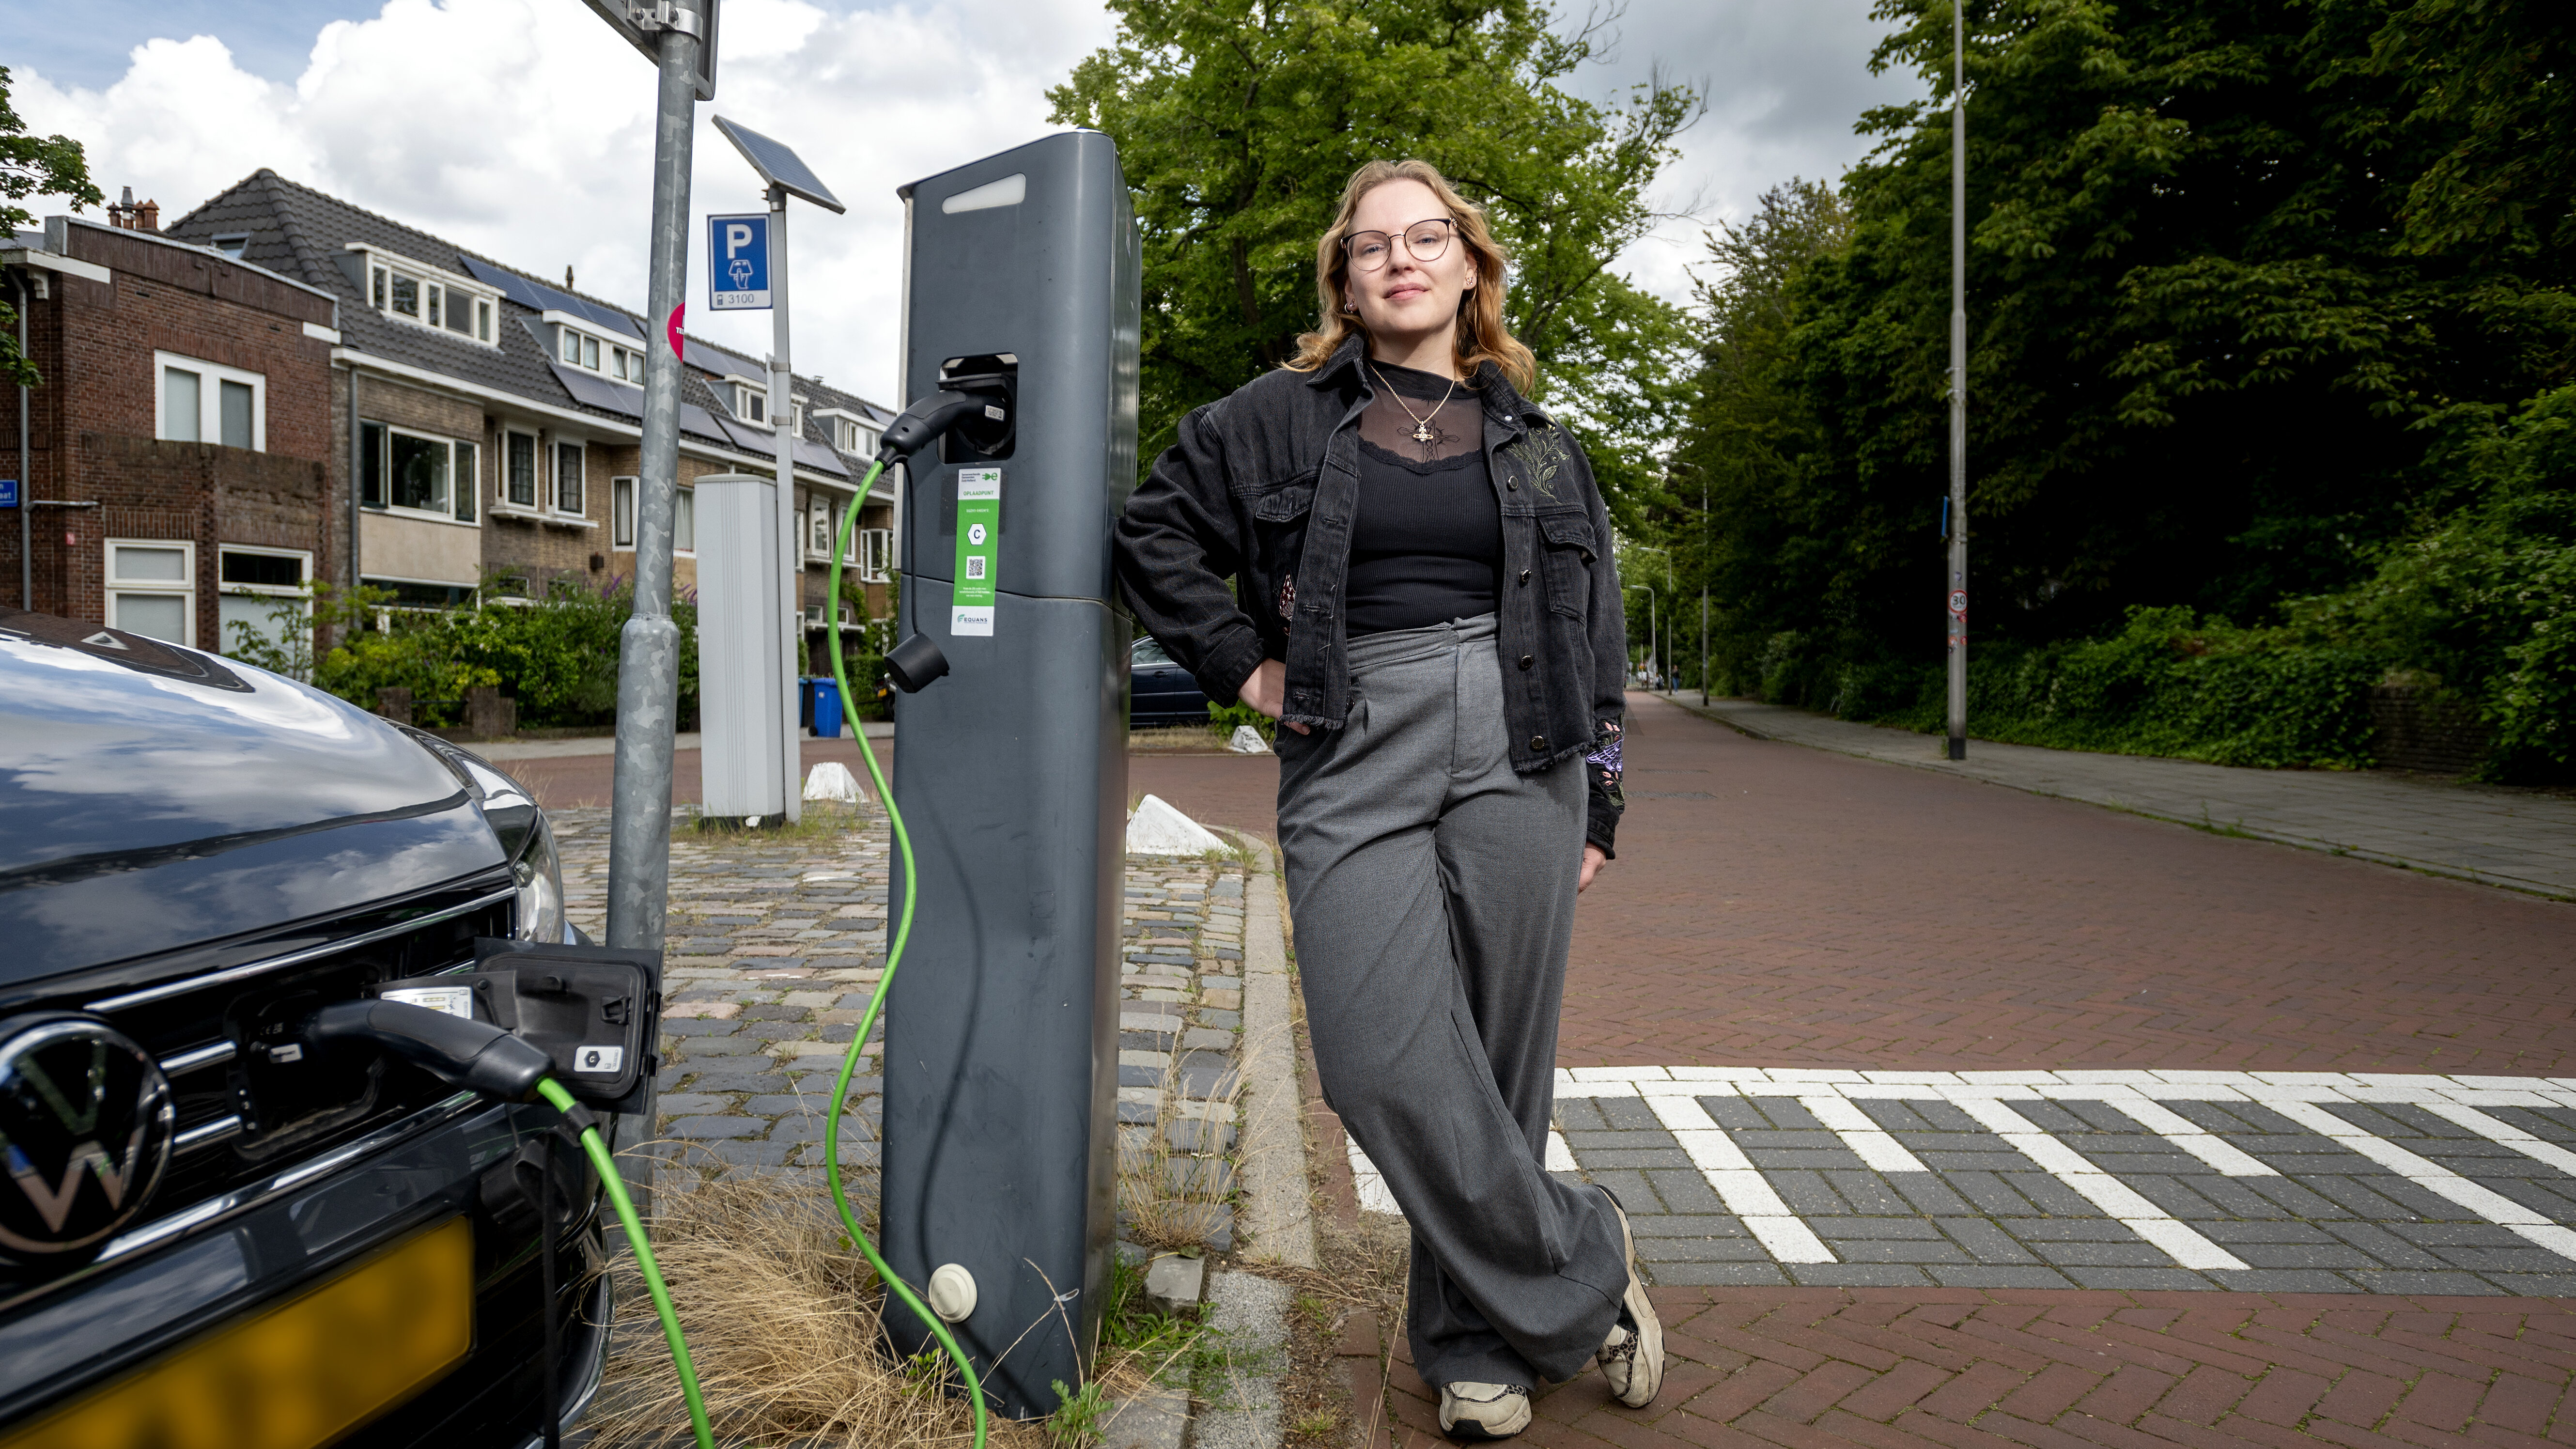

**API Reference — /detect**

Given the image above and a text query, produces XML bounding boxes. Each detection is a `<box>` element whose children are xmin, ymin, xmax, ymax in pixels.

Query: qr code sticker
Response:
<box><xmin>964</xmin><ymin>556</ymin><xmax>987</xmax><ymax>580</ymax></box>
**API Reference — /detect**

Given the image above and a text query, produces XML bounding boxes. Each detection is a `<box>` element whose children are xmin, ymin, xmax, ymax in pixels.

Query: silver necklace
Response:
<box><xmin>1372</xmin><ymin>362</ymin><xmax>1458</xmax><ymax>446</ymax></box>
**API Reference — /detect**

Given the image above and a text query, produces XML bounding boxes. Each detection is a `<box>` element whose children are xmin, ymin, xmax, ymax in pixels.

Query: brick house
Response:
<box><xmin>163</xmin><ymin>171</ymin><xmax>896</xmax><ymax>661</ymax></box>
<box><xmin>2</xmin><ymin>211</ymin><xmax>342</xmax><ymax>651</ymax></box>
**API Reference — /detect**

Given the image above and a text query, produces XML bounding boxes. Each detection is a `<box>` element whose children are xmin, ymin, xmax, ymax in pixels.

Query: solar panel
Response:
<box><xmin>461</xmin><ymin>256</ymin><xmax>642</xmax><ymax>339</ymax></box>
<box><xmin>712</xmin><ymin>117</ymin><xmax>844</xmax><ymax>213</ymax></box>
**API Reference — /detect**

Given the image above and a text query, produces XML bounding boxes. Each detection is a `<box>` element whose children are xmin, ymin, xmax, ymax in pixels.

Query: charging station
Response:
<box><xmin>878</xmin><ymin>131</ymin><xmax>1142</xmax><ymax>1417</ymax></box>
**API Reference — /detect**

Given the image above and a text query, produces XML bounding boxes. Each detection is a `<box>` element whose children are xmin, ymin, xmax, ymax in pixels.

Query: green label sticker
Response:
<box><xmin>951</xmin><ymin>467</ymin><xmax>1001</xmax><ymax>637</ymax></box>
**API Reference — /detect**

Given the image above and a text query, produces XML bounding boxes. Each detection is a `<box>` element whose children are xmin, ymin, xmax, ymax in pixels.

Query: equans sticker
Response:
<box><xmin>574</xmin><ymin>1045</ymin><xmax>625</xmax><ymax>1076</ymax></box>
<box><xmin>382</xmin><ymin>986</ymin><xmax>476</xmax><ymax>1021</ymax></box>
<box><xmin>951</xmin><ymin>467</ymin><xmax>1001</xmax><ymax>638</ymax></box>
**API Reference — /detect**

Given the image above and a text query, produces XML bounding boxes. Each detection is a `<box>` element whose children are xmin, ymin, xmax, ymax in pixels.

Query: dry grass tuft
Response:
<box><xmin>582</xmin><ymin>1169</ymin><xmax>1047</xmax><ymax>1449</ymax></box>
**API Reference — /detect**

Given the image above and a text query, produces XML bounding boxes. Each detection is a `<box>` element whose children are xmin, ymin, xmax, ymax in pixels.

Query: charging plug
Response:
<box><xmin>877</xmin><ymin>390</ymin><xmax>986</xmax><ymax>464</ymax></box>
<box><xmin>308</xmin><ymin>998</ymin><xmax>554</xmax><ymax>1101</ymax></box>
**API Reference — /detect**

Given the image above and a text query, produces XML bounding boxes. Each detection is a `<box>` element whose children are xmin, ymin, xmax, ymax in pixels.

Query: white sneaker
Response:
<box><xmin>1439</xmin><ymin>1381</ymin><xmax>1532</xmax><ymax>1440</ymax></box>
<box><xmin>1595</xmin><ymin>1186</ymin><xmax>1664</xmax><ymax>1409</ymax></box>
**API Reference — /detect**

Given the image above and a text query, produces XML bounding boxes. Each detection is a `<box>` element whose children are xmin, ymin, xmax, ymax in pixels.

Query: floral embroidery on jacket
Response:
<box><xmin>1501</xmin><ymin>425</ymin><xmax>1572</xmax><ymax>502</ymax></box>
<box><xmin>1585</xmin><ymin>719</ymin><xmax>1625</xmax><ymax>805</ymax></box>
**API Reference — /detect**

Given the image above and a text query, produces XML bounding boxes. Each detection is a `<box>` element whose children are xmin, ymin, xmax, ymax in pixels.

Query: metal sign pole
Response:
<box><xmin>770</xmin><ymin>186</ymin><xmax>802</xmax><ymax>823</ymax></box>
<box><xmin>1945</xmin><ymin>0</ymin><xmax>1971</xmax><ymax>762</ymax></box>
<box><xmin>607</xmin><ymin>0</ymin><xmax>705</xmax><ymax>950</ymax></box>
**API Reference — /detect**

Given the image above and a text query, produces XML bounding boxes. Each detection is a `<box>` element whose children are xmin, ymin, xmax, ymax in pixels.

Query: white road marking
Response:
<box><xmin>2262</xmin><ymin>1099</ymin><xmax>2576</xmax><ymax>1261</ymax></box>
<box><xmin>1642</xmin><ymin>1090</ymin><xmax>1836</xmax><ymax>1262</ymax></box>
<box><xmin>1798</xmin><ymin>1094</ymin><xmax>1930</xmax><ymax>1174</ymax></box>
<box><xmin>1546</xmin><ymin>1130</ymin><xmax>1578</xmax><ymax>1172</ymax></box>
<box><xmin>1944</xmin><ymin>1096</ymin><xmax>2250</xmax><ymax>1271</ymax></box>
<box><xmin>1345</xmin><ymin>1134</ymin><xmax>1400</xmax><ymax>1215</ymax></box>
<box><xmin>2098</xmin><ymin>1097</ymin><xmax>2280</xmax><ymax>1177</ymax></box>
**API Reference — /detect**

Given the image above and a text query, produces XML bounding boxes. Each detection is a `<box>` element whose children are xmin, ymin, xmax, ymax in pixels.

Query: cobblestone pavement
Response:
<box><xmin>548</xmin><ymin>805</ymin><xmax>1249</xmax><ymax>1240</ymax></box>
<box><xmin>1677</xmin><ymin>696</ymin><xmax>2576</xmax><ymax>900</ymax></box>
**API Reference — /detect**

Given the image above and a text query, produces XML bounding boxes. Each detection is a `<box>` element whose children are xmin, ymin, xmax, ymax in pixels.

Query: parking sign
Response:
<box><xmin>708</xmin><ymin>212</ymin><xmax>770</xmax><ymax>310</ymax></box>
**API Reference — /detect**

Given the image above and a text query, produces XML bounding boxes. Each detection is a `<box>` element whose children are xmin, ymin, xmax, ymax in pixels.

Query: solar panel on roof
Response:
<box><xmin>463</xmin><ymin>255</ymin><xmax>643</xmax><ymax>339</ymax></box>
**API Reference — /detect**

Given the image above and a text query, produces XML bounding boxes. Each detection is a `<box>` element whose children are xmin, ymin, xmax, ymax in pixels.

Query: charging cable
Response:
<box><xmin>824</xmin><ymin>455</ymin><xmax>992</xmax><ymax>1449</ymax></box>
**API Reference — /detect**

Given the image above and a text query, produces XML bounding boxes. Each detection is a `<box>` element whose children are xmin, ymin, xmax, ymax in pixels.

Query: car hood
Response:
<box><xmin>0</xmin><ymin>608</ymin><xmax>508</xmax><ymax>981</ymax></box>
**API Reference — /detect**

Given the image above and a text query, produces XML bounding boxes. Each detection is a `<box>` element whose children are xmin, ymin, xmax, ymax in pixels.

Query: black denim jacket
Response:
<box><xmin>1112</xmin><ymin>335</ymin><xmax>1629</xmax><ymax>857</ymax></box>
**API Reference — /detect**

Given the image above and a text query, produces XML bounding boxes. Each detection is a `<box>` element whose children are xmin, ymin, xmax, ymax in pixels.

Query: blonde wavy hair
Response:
<box><xmin>1286</xmin><ymin>159</ymin><xmax>1536</xmax><ymax>393</ymax></box>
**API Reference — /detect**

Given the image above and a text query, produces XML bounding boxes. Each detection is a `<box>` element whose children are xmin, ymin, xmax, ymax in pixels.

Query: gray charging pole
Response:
<box><xmin>713</xmin><ymin>117</ymin><xmax>846</xmax><ymax>826</ymax></box>
<box><xmin>880</xmin><ymin>131</ymin><xmax>1141</xmax><ymax>1419</ymax></box>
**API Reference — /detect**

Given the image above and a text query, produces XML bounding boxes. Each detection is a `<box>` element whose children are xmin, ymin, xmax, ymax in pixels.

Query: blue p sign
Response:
<box><xmin>0</xmin><ymin>479</ymin><xmax>16</xmax><ymax>509</ymax></box>
<box><xmin>709</xmin><ymin>213</ymin><xmax>772</xmax><ymax>311</ymax></box>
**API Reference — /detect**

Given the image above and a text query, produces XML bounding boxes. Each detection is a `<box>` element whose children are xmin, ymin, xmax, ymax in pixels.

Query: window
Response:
<box><xmin>211</xmin><ymin>234</ymin><xmax>250</xmax><ymax>261</ymax></box>
<box><xmin>810</xmin><ymin>498</ymin><xmax>834</xmax><ymax>557</ymax></box>
<box><xmin>155</xmin><ymin>352</ymin><xmax>265</xmax><ymax>450</ymax></box>
<box><xmin>361</xmin><ymin>252</ymin><xmax>497</xmax><ymax>345</ymax></box>
<box><xmin>858</xmin><ymin>527</ymin><xmax>893</xmax><ymax>582</ymax></box>
<box><xmin>560</xmin><ymin>329</ymin><xmax>603</xmax><ymax>371</ymax></box>
<box><xmin>555</xmin><ymin>442</ymin><xmax>585</xmax><ymax>515</ymax></box>
<box><xmin>360</xmin><ymin>421</ymin><xmax>478</xmax><ymax>522</ymax></box>
<box><xmin>106</xmin><ymin>539</ymin><xmax>196</xmax><ymax>646</ymax></box>
<box><xmin>790</xmin><ymin>400</ymin><xmax>806</xmax><ymax>434</ymax></box>
<box><xmin>610</xmin><ymin>344</ymin><xmax>642</xmax><ymax>383</ymax></box>
<box><xmin>731</xmin><ymin>382</ymin><xmax>766</xmax><ymax>424</ymax></box>
<box><xmin>611</xmin><ymin>478</ymin><xmax>693</xmax><ymax>551</ymax></box>
<box><xmin>453</xmin><ymin>439</ymin><xmax>478</xmax><ymax>523</ymax></box>
<box><xmin>505</xmin><ymin>432</ymin><xmax>538</xmax><ymax>506</ymax></box>
<box><xmin>830</xmin><ymin>416</ymin><xmax>876</xmax><ymax>454</ymax></box>
<box><xmin>218</xmin><ymin>546</ymin><xmax>310</xmax><ymax>661</ymax></box>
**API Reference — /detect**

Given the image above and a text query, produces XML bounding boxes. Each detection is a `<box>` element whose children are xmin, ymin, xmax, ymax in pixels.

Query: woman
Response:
<box><xmin>1114</xmin><ymin>159</ymin><xmax>1655</xmax><ymax>1440</ymax></box>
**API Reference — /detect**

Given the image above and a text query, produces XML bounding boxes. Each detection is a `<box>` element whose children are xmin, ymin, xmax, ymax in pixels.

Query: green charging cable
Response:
<box><xmin>535</xmin><ymin>1076</ymin><xmax>717</xmax><ymax>1449</ymax></box>
<box><xmin>824</xmin><ymin>457</ymin><xmax>993</xmax><ymax>1449</ymax></box>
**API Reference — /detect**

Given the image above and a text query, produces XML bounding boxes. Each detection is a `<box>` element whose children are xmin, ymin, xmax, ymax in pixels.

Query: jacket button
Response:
<box><xmin>1518</xmin><ymin>569</ymin><xmax>1530</xmax><ymax>585</ymax></box>
<box><xmin>1519</xmin><ymin>654</ymin><xmax>1534</xmax><ymax>670</ymax></box>
<box><xmin>1506</xmin><ymin>481</ymin><xmax>1518</xmax><ymax>491</ymax></box>
<box><xmin>1530</xmin><ymin>735</ymin><xmax>1547</xmax><ymax>751</ymax></box>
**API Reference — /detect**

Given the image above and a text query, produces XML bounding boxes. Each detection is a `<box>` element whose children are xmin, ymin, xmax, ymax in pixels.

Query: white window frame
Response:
<box><xmin>816</xmin><ymin>408</ymin><xmax>878</xmax><ymax>457</ymax></box>
<box><xmin>353</xmin><ymin>246</ymin><xmax>500</xmax><ymax>347</ymax></box>
<box><xmin>728</xmin><ymin>378</ymin><xmax>768</xmax><ymax>424</ymax></box>
<box><xmin>105</xmin><ymin>538</ymin><xmax>198</xmax><ymax>647</ymax></box>
<box><xmin>611</xmin><ymin>477</ymin><xmax>693</xmax><ymax>555</ymax></box>
<box><xmin>858</xmin><ymin>527</ymin><xmax>893</xmax><ymax>583</ymax></box>
<box><xmin>217</xmin><ymin>544</ymin><xmax>313</xmax><ymax>660</ymax></box>
<box><xmin>790</xmin><ymin>398</ymin><xmax>807</xmax><ymax>434</ymax></box>
<box><xmin>502</xmin><ymin>430</ymin><xmax>541</xmax><ymax>509</ymax></box>
<box><xmin>360</xmin><ymin>421</ymin><xmax>480</xmax><ymax>525</ymax></box>
<box><xmin>554</xmin><ymin>441</ymin><xmax>588</xmax><ymax>517</ymax></box>
<box><xmin>155</xmin><ymin>351</ymin><xmax>266</xmax><ymax>452</ymax></box>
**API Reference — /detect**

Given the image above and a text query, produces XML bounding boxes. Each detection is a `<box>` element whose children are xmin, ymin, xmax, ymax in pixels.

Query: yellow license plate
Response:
<box><xmin>4</xmin><ymin>1216</ymin><xmax>474</xmax><ymax>1449</ymax></box>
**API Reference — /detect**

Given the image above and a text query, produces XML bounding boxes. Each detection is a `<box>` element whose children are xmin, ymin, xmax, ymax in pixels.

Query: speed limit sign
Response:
<box><xmin>1948</xmin><ymin>590</ymin><xmax>1967</xmax><ymax>615</ymax></box>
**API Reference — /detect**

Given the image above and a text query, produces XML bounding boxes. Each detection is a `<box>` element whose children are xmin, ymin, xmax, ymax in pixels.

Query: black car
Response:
<box><xmin>0</xmin><ymin>606</ymin><xmax>637</xmax><ymax>1447</ymax></box>
<box><xmin>1130</xmin><ymin>634</ymin><xmax>1211</xmax><ymax>728</ymax></box>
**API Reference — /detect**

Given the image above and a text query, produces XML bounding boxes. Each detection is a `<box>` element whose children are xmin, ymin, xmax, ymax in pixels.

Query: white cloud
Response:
<box><xmin>15</xmin><ymin>0</ymin><xmax>1918</xmax><ymax>398</ymax></box>
<box><xmin>16</xmin><ymin>0</ymin><xmax>1111</xmax><ymax>404</ymax></box>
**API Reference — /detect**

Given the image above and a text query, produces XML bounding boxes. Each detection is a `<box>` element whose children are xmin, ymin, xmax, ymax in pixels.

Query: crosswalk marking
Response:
<box><xmin>1641</xmin><ymin>1090</ymin><xmax>1833</xmax><ymax>1260</ymax></box>
<box><xmin>2263</xmin><ymin>1098</ymin><xmax>2576</xmax><ymax>1260</ymax></box>
<box><xmin>1948</xmin><ymin>1096</ymin><xmax>2249</xmax><ymax>1272</ymax></box>
<box><xmin>2101</xmin><ymin>1096</ymin><xmax>2278</xmax><ymax>1175</ymax></box>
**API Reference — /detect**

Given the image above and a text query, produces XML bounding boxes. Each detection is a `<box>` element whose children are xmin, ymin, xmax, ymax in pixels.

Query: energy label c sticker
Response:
<box><xmin>952</xmin><ymin>467</ymin><xmax>1001</xmax><ymax>637</ymax></box>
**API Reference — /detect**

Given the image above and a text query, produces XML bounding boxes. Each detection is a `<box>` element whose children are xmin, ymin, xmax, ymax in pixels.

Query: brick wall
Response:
<box><xmin>0</xmin><ymin>222</ymin><xmax>336</xmax><ymax>637</ymax></box>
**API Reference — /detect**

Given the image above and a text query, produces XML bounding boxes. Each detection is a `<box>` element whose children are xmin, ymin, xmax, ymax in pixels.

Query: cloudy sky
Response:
<box><xmin>14</xmin><ymin>0</ymin><xmax>1923</xmax><ymax>405</ymax></box>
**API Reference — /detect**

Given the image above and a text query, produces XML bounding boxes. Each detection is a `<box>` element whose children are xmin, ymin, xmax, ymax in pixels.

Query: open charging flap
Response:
<box><xmin>373</xmin><ymin>939</ymin><xmax>663</xmax><ymax>1112</ymax></box>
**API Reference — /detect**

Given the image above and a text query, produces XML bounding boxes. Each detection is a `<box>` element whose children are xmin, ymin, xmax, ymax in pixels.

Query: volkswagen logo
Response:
<box><xmin>0</xmin><ymin>1016</ymin><xmax>175</xmax><ymax>1262</ymax></box>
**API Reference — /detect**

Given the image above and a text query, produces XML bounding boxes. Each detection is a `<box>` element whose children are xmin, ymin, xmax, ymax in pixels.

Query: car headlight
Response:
<box><xmin>512</xmin><ymin>815</ymin><xmax>565</xmax><ymax>944</ymax></box>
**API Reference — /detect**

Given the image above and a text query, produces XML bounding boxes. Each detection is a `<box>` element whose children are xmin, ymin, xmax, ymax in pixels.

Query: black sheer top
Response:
<box><xmin>1345</xmin><ymin>360</ymin><xmax>1499</xmax><ymax>637</ymax></box>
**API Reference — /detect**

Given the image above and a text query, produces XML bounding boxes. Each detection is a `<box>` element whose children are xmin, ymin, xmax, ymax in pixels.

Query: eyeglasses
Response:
<box><xmin>1343</xmin><ymin>218</ymin><xmax>1455</xmax><ymax>273</ymax></box>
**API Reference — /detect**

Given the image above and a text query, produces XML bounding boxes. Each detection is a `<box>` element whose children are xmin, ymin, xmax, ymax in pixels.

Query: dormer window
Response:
<box><xmin>731</xmin><ymin>382</ymin><xmax>767</xmax><ymax>424</ymax></box>
<box><xmin>561</xmin><ymin>328</ymin><xmax>600</xmax><ymax>370</ymax></box>
<box><xmin>819</xmin><ymin>410</ymin><xmax>877</xmax><ymax>456</ymax></box>
<box><xmin>211</xmin><ymin>234</ymin><xmax>250</xmax><ymax>260</ymax></box>
<box><xmin>790</xmin><ymin>399</ymin><xmax>807</xmax><ymax>433</ymax></box>
<box><xmin>364</xmin><ymin>253</ymin><xmax>497</xmax><ymax>343</ymax></box>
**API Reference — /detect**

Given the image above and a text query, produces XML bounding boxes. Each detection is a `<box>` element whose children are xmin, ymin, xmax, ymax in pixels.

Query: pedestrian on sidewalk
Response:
<box><xmin>1114</xmin><ymin>158</ymin><xmax>1660</xmax><ymax>1441</ymax></box>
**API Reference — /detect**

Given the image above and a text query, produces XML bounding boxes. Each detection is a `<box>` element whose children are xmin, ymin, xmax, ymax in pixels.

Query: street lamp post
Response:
<box><xmin>1945</xmin><ymin>0</ymin><xmax>1971</xmax><ymax>761</ymax></box>
<box><xmin>1630</xmin><ymin>546</ymin><xmax>1673</xmax><ymax>695</ymax></box>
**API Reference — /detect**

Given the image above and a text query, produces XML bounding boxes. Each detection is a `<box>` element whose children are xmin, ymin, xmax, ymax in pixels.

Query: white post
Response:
<box><xmin>769</xmin><ymin>185</ymin><xmax>803</xmax><ymax>821</ymax></box>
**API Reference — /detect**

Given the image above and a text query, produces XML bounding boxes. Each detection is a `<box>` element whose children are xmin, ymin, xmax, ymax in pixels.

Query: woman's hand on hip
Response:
<box><xmin>1240</xmin><ymin>659</ymin><xmax>1311</xmax><ymax>734</ymax></box>
<box><xmin>1578</xmin><ymin>844</ymin><xmax>1607</xmax><ymax>893</ymax></box>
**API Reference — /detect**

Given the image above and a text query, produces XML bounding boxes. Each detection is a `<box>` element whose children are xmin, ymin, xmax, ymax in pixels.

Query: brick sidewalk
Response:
<box><xmin>1376</xmin><ymin>1287</ymin><xmax>2576</xmax><ymax>1449</ymax></box>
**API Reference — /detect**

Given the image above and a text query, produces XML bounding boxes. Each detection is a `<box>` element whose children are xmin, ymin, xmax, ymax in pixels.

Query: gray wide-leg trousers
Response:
<box><xmin>1276</xmin><ymin>614</ymin><xmax>1629</xmax><ymax>1389</ymax></box>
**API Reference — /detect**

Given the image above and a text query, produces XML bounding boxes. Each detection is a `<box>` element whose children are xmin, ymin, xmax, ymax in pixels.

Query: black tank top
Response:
<box><xmin>1344</xmin><ymin>360</ymin><xmax>1500</xmax><ymax>637</ymax></box>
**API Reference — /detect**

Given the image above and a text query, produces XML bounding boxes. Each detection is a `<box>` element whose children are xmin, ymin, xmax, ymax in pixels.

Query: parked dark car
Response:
<box><xmin>0</xmin><ymin>605</ymin><xmax>634</xmax><ymax>1447</ymax></box>
<box><xmin>1130</xmin><ymin>634</ymin><xmax>1211</xmax><ymax>728</ymax></box>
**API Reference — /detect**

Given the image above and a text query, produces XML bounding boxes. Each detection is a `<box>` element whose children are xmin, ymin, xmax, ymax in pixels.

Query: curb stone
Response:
<box><xmin>1227</xmin><ymin>832</ymin><xmax>1319</xmax><ymax>1271</ymax></box>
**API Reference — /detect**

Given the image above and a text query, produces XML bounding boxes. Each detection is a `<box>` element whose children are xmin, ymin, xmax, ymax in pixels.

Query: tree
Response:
<box><xmin>0</xmin><ymin>65</ymin><xmax>102</xmax><ymax>388</ymax></box>
<box><xmin>1688</xmin><ymin>0</ymin><xmax>2576</xmax><ymax>683</ymax></box>
<box><xmin>1045</xmin><ymin>0</ymin><xmax>1703</xmax><ymax>504</ymax></box>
